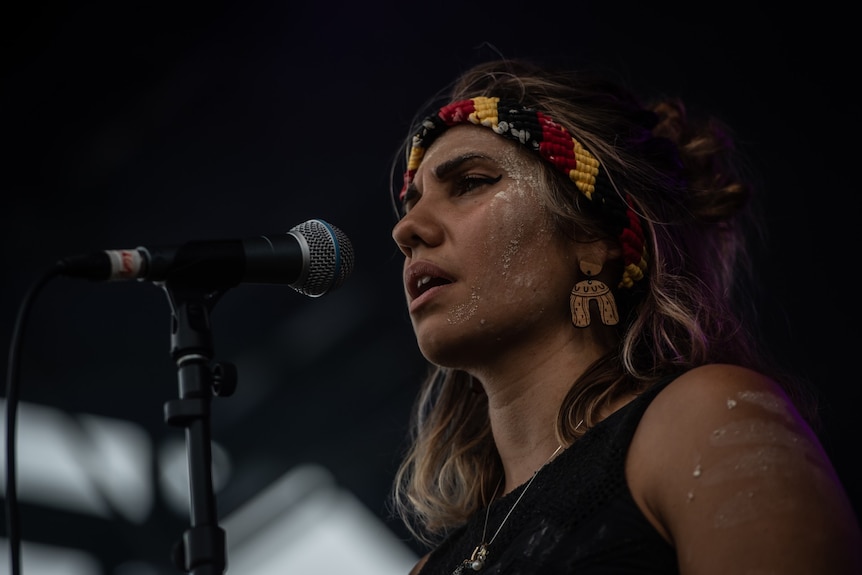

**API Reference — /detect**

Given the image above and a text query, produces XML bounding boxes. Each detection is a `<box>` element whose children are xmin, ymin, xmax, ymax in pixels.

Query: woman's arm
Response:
<box><xmin>627</xmin><ymin>363</ymin><xmax>862</xmax><ymax>574</ymax></box>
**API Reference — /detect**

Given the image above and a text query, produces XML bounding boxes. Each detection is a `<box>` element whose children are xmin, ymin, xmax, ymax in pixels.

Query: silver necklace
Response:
<box><xmin>454</xmin><ymin>443</ymin><xmax>565</xmax><ymax>574</ymax></box>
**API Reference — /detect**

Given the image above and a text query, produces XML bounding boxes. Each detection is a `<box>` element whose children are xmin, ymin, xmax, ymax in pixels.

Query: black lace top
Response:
<box><xmin>417</xmin><ymin>375</ymin><xmax>680</xmax><ymax>575</ymax></box>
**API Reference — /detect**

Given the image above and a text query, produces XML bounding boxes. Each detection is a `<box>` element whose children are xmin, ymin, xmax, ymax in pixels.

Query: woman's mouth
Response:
<box><xmin>405</xmin><ymin>262</ymin><xmax>455</xmax><ymax>305</ymax></box>
<box><xmin>416</xmin><ymin>275</ymin><xmax>450</xmax><ymax>295</ymax></box>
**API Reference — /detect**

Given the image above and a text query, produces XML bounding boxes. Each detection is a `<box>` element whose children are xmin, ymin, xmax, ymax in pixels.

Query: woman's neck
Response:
<box><xmin>473</xmin><ymin>330</ymin><xmax>609</xmax><ymax>493</ymax></box>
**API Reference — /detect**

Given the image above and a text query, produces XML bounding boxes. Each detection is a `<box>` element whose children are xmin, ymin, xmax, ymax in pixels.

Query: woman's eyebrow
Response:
<box><xmin>431</xmin><ymin>153</ymin><xmax>493</xmax><ymax>180</ymax></box>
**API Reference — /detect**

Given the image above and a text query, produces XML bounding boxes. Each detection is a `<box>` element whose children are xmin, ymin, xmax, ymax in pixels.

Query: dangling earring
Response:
<box><xmin>570</xmin><ymin>259</ymin><xmax>619</xmax><ymax>327</ymax></box>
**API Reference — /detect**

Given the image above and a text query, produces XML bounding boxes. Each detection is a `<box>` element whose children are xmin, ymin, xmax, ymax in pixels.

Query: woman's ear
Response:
<box><xmin>574</xmin><ymin>238</ymin><xmax>621</xmax><ymax>270</ymax></box>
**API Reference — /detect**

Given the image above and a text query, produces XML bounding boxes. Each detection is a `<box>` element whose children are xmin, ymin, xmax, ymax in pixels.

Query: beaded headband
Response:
<box><xmin>399</xmin><ymin>96</ymin><xmax>647</xmax><ymax>289</ymax></box>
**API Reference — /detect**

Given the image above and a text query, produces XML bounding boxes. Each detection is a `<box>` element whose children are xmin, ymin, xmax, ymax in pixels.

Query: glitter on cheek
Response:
<box><xmin>488</xmin><ymin>187</ymin><xmax>524</xmax><ymax>277</ymax></box>
<box><xmin>486</xmin><ymin>148</ymin><xmax>549</xmax><ymax>286</ymax></box>
<box><xmin>443</xmin><ymin>139</ymin><xmax>556</xmax><ymax>328</ymax></box>
<box><xmin>447</xmin><ymin>285</ymin><xmax>481</xmax><ymax>324</ymax></box>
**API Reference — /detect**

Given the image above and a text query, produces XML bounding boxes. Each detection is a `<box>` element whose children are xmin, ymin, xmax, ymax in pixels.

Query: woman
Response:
<box><xmin>388</xmin><ymin>58</ymin><xmax>861</xmax><ymax>574</ymax></box>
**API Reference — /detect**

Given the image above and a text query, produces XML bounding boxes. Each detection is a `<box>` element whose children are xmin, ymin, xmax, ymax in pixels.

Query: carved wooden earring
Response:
<box><xmin>570</xmin><ymin>259</ymin><xmax>619</xmax><ymax>327</ymax></box>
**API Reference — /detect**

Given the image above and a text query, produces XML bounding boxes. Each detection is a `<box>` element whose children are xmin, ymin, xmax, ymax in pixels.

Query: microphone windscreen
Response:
<box><xmin>289</xmin><ymin>219</ymin><xmax>354</xmax><ymax>297</ymax></box>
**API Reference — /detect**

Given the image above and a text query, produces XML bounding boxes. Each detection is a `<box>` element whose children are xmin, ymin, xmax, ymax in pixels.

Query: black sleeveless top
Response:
<box><xmin>418</xmin><ymin>375</ymin><xmax>680</xmax><ymax>575</ymax></box>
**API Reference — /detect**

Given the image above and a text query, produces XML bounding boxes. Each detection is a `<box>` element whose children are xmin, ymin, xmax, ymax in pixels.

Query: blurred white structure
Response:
<box><xmin>0</xmin><ymin>401</ymin><xmax>416</xmax><ymax>574</ymax></box>
<box><xmin>223</xmin><ymin>464</ymin><xmax>417</xmax><ymax>575</ymax></box>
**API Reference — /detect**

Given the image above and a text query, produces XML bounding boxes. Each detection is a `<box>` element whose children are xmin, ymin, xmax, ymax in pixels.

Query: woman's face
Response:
<box><xmin>392</xmin><ymin>125</ymin><xmax>579</xmax><ymax>369</ymax></box>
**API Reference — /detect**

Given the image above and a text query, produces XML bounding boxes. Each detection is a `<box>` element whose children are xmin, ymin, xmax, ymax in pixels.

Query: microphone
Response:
<box><xmin>55</xmin><ymin>219</ymin><xmax>355</xmax><ymax>297</ymax></box>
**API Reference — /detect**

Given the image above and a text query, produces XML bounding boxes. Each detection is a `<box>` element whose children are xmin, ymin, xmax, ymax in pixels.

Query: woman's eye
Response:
<box><xmin>454</xmin><ymin>174</ymin><xmax>502</xmax><ymax>195</ymax></box>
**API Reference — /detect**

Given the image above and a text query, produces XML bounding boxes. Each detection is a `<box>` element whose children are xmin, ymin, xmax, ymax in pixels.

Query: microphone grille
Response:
<box><xmin>289</xmin><ymin>219</ymin><xmax>355</xmax><ymax>297</ymax></box>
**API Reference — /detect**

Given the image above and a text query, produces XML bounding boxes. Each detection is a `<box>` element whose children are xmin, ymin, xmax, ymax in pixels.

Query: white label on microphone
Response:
<box><xmin>106</xmin><ymin>249</ymin><xmax>144</xmax><ymax>280</ymax></box>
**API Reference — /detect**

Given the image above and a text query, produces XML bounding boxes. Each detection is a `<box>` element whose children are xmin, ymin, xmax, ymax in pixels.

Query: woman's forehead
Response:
<box><xmin>418</xmin><ymin>124</ymin><xmax>530</xmax><ymax>173</ymax></box>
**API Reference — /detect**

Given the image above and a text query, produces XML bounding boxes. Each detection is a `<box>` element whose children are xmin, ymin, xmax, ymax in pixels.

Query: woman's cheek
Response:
<box><xmin>485</xmin><ymin>188</ymin><xmax>521</xmax><ymax>274</ymax></box>
<box><xmin>484</xmin><ymin>187</ymin><xmax>551</xmax><ymax>306</ymax></box>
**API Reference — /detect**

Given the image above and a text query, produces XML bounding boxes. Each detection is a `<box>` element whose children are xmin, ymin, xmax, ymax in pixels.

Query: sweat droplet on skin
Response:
<box><xmin>693</xmin><ymin>464</ymin><xmax>703</xmax><ymax>478</ymax></box>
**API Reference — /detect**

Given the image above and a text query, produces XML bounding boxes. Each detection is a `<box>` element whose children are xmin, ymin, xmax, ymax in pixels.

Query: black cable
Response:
<box><xmin>5</xmin><ymin>266</ymin><xmax>62</xmax><ymax>575</ymax></box>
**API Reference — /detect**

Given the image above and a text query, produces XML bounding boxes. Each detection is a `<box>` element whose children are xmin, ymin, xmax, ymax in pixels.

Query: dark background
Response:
<box><xmin>2</xmin><ymin>1</ymin><xmax>859</xmax><ymax>573</ymax></box>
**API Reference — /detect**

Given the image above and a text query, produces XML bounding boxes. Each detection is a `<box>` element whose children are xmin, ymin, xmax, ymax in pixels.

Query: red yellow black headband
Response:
<box><xmin>400</xmin><ymin>96</ymin><xmax>647</xmax><ymax>289</ymax></box>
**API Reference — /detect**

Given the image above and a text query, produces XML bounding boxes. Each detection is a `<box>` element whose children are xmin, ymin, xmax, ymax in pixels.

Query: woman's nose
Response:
<box><xmin>392</xmin><ymin>212</ymin><xmax>418</xmax><ymax>258</ymax></box>
<box><xmin>391</xmin><ymin>198</ymin><xmax>442</xmax><ymax>258</ymax></box>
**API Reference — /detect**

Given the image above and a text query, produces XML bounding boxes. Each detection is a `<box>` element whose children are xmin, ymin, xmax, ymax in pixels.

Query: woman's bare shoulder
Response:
<box><xmin>627</xmin><ymin>363</ymin><xmax>862</xmax><ymax>573</ymax></box>
<box><xmin>660</xmin><ymin>363</ymin><xmax>788</xmax><ymax>406</ymax></box>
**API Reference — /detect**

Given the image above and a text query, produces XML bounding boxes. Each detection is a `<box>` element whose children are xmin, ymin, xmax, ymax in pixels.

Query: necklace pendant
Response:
<box><xmin>468</xmin><ymin>543</ymin><xmax>489</xmax><ymax>571</ymax></box>
<box><xmin>454</xmin><ymin>543</ymin><xmax>489</xmax><ymax>574</ymax></box>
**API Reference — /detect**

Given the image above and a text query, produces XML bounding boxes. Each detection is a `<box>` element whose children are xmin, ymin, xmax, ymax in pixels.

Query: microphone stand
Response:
<box><xmin>161</xmin><ymin>281</ymin><xmax>237</xmax><ymax>574</ymax></box>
